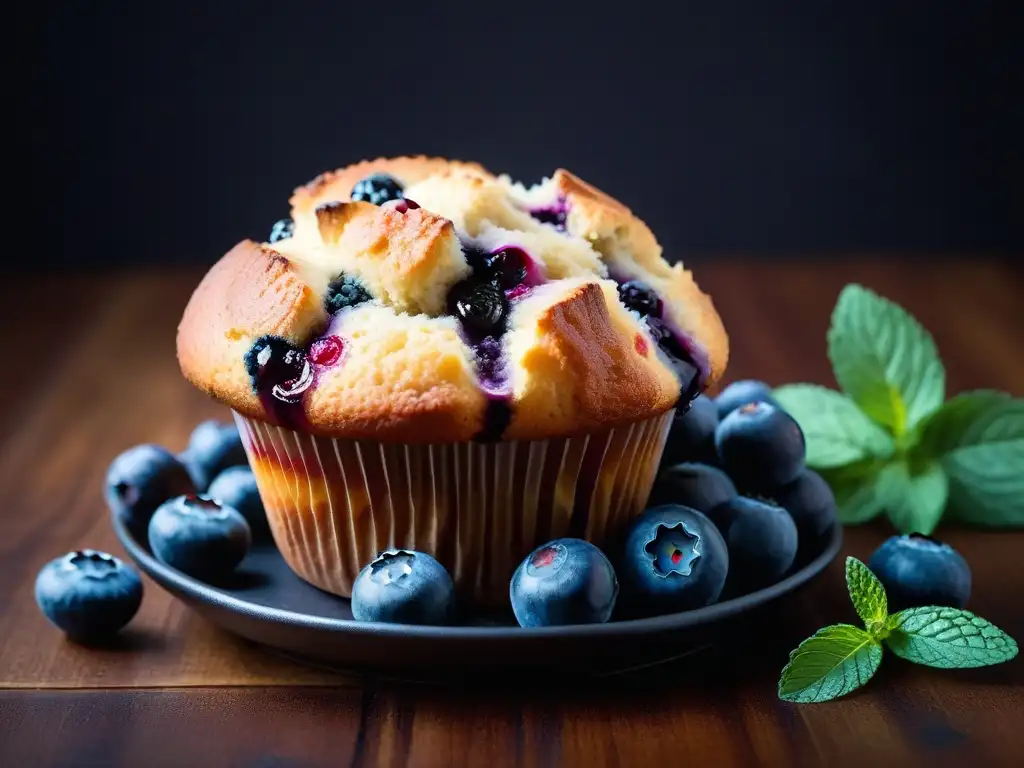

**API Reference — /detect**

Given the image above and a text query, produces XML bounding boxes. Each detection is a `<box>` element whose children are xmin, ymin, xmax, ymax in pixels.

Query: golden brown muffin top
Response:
<box><xmin>177</xmin><ymin>156</ymin><xmax>728</xmax><ymax>442</ymax></box>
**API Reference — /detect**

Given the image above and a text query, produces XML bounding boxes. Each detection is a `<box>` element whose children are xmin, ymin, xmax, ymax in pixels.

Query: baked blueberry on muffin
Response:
<box><xmin>177</xmin><ymin>156</ymin><xmax>728</xmax><ymax>605</ymax></box>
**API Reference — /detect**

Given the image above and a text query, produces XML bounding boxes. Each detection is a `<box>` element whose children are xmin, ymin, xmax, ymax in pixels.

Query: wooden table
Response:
<box><xmin>2</xmin><ymin>259</ymin><xmax>1022</xmax><ymax>767</ymax></box>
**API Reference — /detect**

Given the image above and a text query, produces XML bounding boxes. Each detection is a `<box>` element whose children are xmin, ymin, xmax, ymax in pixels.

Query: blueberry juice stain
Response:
<box><xmin>475</xmin><ymin>336</ymin><xmax>512</xmax><ymax>442</ymax></box>
<box><xmin>528</xmin><ymin>196</ymin><xmax>568</xmax><ymax>231</ymax></box>
<box><xmin>462</xmin><ymin>244</ymin><xmax>541</xmax><ymax>301</ymax></box>
<box><xmin>613</xmin><ymin>276</ymin><xmax>702</xmax><ymax>404</ymax></box>
<box><xmin>449</xmin><ymin>243</ymin><xmax>542</xmax><ymax>442</ymax></box>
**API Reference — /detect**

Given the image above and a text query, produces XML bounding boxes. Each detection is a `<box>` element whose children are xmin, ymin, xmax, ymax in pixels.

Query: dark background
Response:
<box><xmin>28</xmin><ymin>3</ymin><xmax>1020</xmax><ymax>270</ymax></box>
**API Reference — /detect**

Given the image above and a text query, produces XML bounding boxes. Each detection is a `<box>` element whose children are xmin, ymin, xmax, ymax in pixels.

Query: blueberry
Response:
<box><xmin>269</xmin><ymin>218</ymin><xmax>294</xmax><ymax>243</ymax></box>
<box><xmin>644</xmin><ymin>316</ymin><xmax>701</xmax><ymax>403</ymax></box>
<box><xmin>351</xmin><ymin>549</ymin><xmax>455</xmax><ymax>625</ymax></box>
<box><xmin>619</xmin><ymin>505</ymin><xmax>729</xmax><ymax>615</ymax></box>
<box><xmin>325</xmin><ymin>273</ymin><xmax>372</xmax><ymax>314</ymax></box>
<box><xmin>716</xmin><ymin>496</ymin><xmax>798</xmax><ymax>589</ymax></box>
<box><xmin>105</xmin><ymin>444</ymin><xmax>196</xmax><ymax>537</ymax></box>
<box><xmin>148</xmin><ymin>495</ymin><xmax>251</xmax><ymax>581</ymax></box>
<box><xmin>488</xmin><ymin>247</ymin><xmax>528</xmax><ymax>289</ymax></box>
<box><xmin>181</xmin><ymin>420</ymin><xmax>248</xmax><ymax>492</ymax></box>
<box><xmin>714</xmin><ymin>379</ymin><xmax>781</xmax><ymax>419</ymax></box>
<box><xmin>448</xmin><ymin>279</ymin><xmax>509</xmax><ymax>337</ymax></box>
<box><xmin>35</xmin><ymin>550</ymin><xmax>143</xmax><ymax>643</ymax></box>
<box><xmin>459</xmin><ymin>246</ymin><xmax>532</xmax><ymax>291</ymax></box>
<box><xmin>617</xmin><ymin>280</ymin><xmax>662</xmax><ymax>317</ymax></box>
<box><xmin>770</xmin><ymin>469</ymin><xmax>838</xmax><ymax>544</ymax></box>
<box><xmin>715</xmin><ymin>401</ymin><xmax>805</xmax><ymax>490</ymax></box>
<box><xmin>462</xmin><ymin>245</ymin><xmax>493</xmax><ymax>275</ymax></box>
<box><xmin>868</xmin><ymin>534</ymin><xmax>971</xmax><ymax>611</ymax></box>
<box><xmin>243</xmin><ymin>336</ymin><xmax>314</xmax><ymax>406</ymax></box>
<box><xmin>350</xmin><ymin>173</ymin><xmax>404</xmax><ymax>206</ymax></box>
<box><xmin>510</xmin><ymin>539</ymin><xmax>618</xmax><ymax>627</ymax></box>
<box><xmin>660</xmin><ymin>394</ymin><xmax>719</xmax><ymax>466</ymax></box>
<box><xmin>207</xmin><ymin>466</ymin><xmax>268</xmax><ymax>539</ymax></box>
<box><xmin>648</xmin><ymin>463</ymin><xmax>738</xmax><ymax>533</ymax></box>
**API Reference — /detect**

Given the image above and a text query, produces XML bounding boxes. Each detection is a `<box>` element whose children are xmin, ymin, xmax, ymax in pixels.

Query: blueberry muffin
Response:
<box><xmin>177</xmin><ymin>156</ymin><xmax>728</xmax><ymax>605</ymax></box>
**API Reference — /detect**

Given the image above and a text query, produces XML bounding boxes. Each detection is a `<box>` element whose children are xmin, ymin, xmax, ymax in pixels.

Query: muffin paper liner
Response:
<box><xmin>233</xmin><ymin>410</ymin><xmax>674</xmax><ymax>606</ymax></box>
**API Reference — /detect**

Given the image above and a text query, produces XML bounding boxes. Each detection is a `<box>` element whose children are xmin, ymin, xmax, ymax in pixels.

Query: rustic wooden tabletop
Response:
<box><xmin>1</xmin><ymin>259</ymin><xmax>1022</xmax><ymax>767</ymax></box>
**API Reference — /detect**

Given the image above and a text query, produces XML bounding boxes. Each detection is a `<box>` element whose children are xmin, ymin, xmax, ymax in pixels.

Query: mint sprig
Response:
<box><xmin>779</xmin><ymin>557</ymin><xmax>1018</xmax><ymax>703</ymax></box>
<box><xmin>774</xmin><ymin>284</ymin><xmax>1024</xmax><ymax>533</ymax></box>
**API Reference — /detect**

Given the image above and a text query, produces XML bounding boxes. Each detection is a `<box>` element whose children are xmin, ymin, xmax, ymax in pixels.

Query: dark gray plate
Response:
<box><xmin>114</xmin><ymin>513</ymin><xmax>842</xmax><ymax>679</ymax></box>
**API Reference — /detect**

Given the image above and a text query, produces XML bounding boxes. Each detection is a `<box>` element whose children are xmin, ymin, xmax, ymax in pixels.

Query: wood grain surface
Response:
<box><xmin>1</xmin><ymin>259</ymin><xmax>1022</xmax><ymax>767</ymax></box>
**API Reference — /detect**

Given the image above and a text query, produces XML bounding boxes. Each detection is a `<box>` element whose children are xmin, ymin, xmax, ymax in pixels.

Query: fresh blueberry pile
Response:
<box><xmin>649</xmin><ymin>383</ymin><xmax>973</xmax><ymax>609</ymax></box>
<box><xmin>647</xmin><ymin>384</ymin><xmax>826</xmax><ymax>592</ymax></box>
<box><xmin>135</xmin><ymin>422</ymin><xmax>263</xmax><ymax>574</ymax></box>
<box><xmin>35</xmin><ymin>420</ymin><xmax>266</xmax><ymax>642</ymax></box>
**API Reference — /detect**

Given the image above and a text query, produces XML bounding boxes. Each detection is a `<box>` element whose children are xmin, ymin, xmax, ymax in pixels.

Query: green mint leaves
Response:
<box><xmin>774</xmin><ymin>284</ymin><xmax>1024</xmax><ymax>534</ymax></box>
<box><xmin>777</xmin><ymin>625</ymin><xmax>882</xmax><ymax>704</ymax></box>
<box><xmin>876</xmin><ymin>461</ymin><xmax>949</xmax><ymax>540</ymax></box>
<box><xmin>916</xmin><ymin>392</ymin><xmax>1024</xmax><ymax>527</ymax></box>
<box><xmin>887</xmin><ymin>606</ymin><xmax>1019</xmax><ymax>668</ymax></box>
<box><xmin>778</xmin><ymin>557</ymin><xmax>1018</xmax><ymax>704</ymax></box>
<box><xmin>845</xmin><ymin>557</ymin><xmax>887</xmax><ymax>629</ymax></box>
<box><xmin>778</xmin><ymin>560</ymin><xmax>887</xmax><ymax>703</ymax></box>
<box><xmin>772</xmin><ymin>384</ymin><xmax>894</xmax><ymax>468</ymax></box>
<box><xmin>828</xmin><ymin>283</ymin><xmax>945</xmax><ymax>434</ymax></box>
<box><xmin>773</xmin><ymin>285</ymin><xmax>1021</xmax><ymax>701</ymax></box>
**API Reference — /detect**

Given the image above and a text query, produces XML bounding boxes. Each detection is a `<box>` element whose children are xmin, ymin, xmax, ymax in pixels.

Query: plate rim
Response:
<box><xmin>114</xmin><ymin>512</ymin><xmax>843</xmax><ymax>641</ymax></box>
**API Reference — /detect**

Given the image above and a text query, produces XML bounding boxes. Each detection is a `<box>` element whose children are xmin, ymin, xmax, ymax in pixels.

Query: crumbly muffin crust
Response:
<box><xmin>178</xmin><ymin>156</ymin><xmax>728</xmax><ymax>442</ymax></box>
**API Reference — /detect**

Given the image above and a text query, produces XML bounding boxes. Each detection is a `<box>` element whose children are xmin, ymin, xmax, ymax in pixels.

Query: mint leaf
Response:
<box><xmin>887</xmin><ymin>607</ymin><xmax>1019</xmax><ymax>668</ymax></box>
<box><xmin>827</xmin><ymin>284</ymin><xmax>945</xmax><ymax>437</ymax></box>
<box><xmin>914</xmin><ymin>391</ymin><xmax>1024</xmax><ymax>527</ymax></box>
<box><xmin>778</xmin><ymin>625</ymin><xmax>882</xmax><ymax>703</ymax></box>
<box><xmin>773</xmin><ymin>384</ymin><xmax>894</xmax><ymax>469</ymax></box>
<box><xmin>821</xmin><ymin>461</ymin><xmax>947</xmax><ymax>532</ymax></box>
<box><xmin>876</xmin><ymin>461</ymin><xmax>949</xmax><ymax>535</ymax></box>
<box><xmin>831</xmin><ymin>479</ymin><xmax>887</xmax><ymax>524</ymax></box>
<box><xmin>845</xmin><ymin>557</ymin><xmax>888</xmax><ymax>631</ymax></box>
<box><xmin>818</xmin><ymin>460</ymin><xmax>890</xmax><ymax>525</ymax></box>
